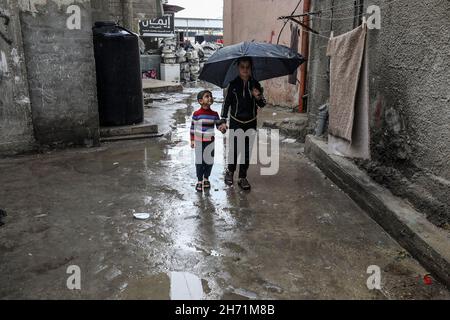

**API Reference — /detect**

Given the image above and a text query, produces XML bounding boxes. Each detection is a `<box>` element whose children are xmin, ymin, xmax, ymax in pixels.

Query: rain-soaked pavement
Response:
<box><xmin>0</xmin><ymin>85</ymin><xmax>449</xmax><ymax>300</ymax></box>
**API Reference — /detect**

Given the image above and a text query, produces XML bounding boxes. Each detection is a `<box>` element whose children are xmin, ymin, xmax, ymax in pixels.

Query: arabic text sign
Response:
<box><xmin>139</xmin><ymin>13</ymin><xmax>174</xmax><ymax>36</ymax></box>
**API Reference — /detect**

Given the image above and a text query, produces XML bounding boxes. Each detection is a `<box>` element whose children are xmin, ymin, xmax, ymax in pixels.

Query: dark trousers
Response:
<box><xmin>195</xmin><ymin>140</ymin><xmax>214</xmax><ymax>181</ymax></box>
<box><xmin>228</xmin><ymin>119</ymin><xmax>257</xmax><ymax>179</ymax></box>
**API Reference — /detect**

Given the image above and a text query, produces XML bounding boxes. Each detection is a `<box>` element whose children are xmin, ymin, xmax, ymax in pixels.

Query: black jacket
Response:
<box><xmin>221</xmin><ymin>77</ymin><xmax>266</xmax><ymax>121</ymax></box>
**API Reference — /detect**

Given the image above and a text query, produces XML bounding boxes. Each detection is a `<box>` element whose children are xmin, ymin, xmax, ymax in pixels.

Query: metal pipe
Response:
<box><xmin>299</xmin><ymin>0</ymin><xmax>311</xmax><ymax>113</ymax></box>
<box><xmin>315</xmin><ymin>104</ymin><xmax>329</xmax><ymax>136</ymax></box>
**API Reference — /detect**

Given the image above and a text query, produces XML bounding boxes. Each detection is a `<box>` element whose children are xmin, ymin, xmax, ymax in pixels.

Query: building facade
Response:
<box><xmin>0</xmin><ymin>0</ymin><xmax>162</xmax><ymax>155</ymax></box>
<box><xmin>306</xmin><ymin>0</ymin><xmax>450</xmax><ymax>226</ymax></box>
<box><xmin>223</xmin><ymin>0</ymin><xmax>304</xmax><ymax>108</ymax></box>
<box><xmin>175</xmin><ymin>17</ymin><xmax>223</xmax><ymax>37</ymax></box>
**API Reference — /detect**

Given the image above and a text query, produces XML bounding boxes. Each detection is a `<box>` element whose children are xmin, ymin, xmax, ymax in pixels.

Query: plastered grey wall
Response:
<box><xmin>307</xmin><ymin>0</ymin><xmax>450</xmax><ymax>225</ymax></box>
<box><xmin>0</xmin><ymin>0</ymin><xmax>35</xmax><ymax>155</ymax></box>
<box><xmin>19</xmin><ymin>0</ymin><xmax>99</xmax><ymax>147</ymax></box>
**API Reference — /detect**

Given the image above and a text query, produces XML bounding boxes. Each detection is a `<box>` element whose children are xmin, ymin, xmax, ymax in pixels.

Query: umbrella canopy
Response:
<box><xmin>199</xmin><ymin>41</ymin><xmax>305</xmax><ymax>88</ymax></box>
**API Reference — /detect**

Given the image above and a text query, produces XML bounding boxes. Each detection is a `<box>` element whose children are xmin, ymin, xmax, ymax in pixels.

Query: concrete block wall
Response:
<box><xmin>0</xmin><ymin>0</ymin><xmax>163</xmax><ymax>155</ymax></box>
<box><xmin>91</xmin><ymin>0</ymin><xmax>163</xmax><ymax>32</ymax></box>
<box><xmin>307</xmin><ymin>0</ymin><xmax>450</xmax><ymax>226</ymax></box>
<box><xmin>0</xmin><ymin>0</ymin><xmax>35</xmax><ymax>155</ymax></box>
<box><xmin>91</xmin><ymin>0</ymin><xmax>125</xmax><ymax>25</ymax></box>
<box><xmin>19</xmin><ymin>0</ymin><xmax>100</xmax><ymax>147</ymax></box>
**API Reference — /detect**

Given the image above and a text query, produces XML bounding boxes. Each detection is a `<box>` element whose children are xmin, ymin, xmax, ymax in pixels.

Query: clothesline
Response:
<box><xmin>317</xmin><ymin>1</ymin><xmax>364</xmax><ymax>13</ymax></box>
<box><xmin>277</xmin><ymin>0</ymin><xmax>401</xmax><ymax>44</ymax></box>
<box><xmin>284</xmin><ymin>0</ymin><xmax>405</xmax><ymax>23</ymax></box>
<box><xmin>277</xmin><ymin>0</ymin><xmax>304</xmax><ymax>46</ymax></box>
<box><xmin>311</xmin><ymin>11</ymin><xmax>370</xmax><ymax>22</ymax></box>
<box><xmin>279</xmin><ymin>0</ymin><xmax>411</xmax><ymax>41</ymax></box>
<box><xmin>291</xmin><ymin>0</ymin><xmax>441</xmax><ymax>41</ymax></box>
<box><xmin>298</xmin><ymin>29</ymin><xmax>333</xmax><ymax>41</ymax></box>
<box><xmin>315</xmin><ymin>0</ymin><xmax>404</xmax><ymax>16</ymax></box>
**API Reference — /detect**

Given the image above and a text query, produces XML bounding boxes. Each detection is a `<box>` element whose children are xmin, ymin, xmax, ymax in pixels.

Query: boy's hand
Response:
<box><xmin>252</xmin><ymin>88</ymin><xmax>262</xmax><ymax>100</ymax></box>
<box><xmin>219</xmin><ymin>123</ymin><xmax>228</xmax><ymax>134</ymax></box>
<box><xmin>190</xmin><ymin>141</ymin><xmax>195</xmax><ymax>149</ymax></box>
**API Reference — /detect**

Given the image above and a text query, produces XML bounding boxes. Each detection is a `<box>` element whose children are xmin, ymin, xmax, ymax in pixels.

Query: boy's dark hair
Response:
<box><xmin>197</xmin><ymin>90</ymin><xmax>212</xmax><ymax>101</ymax></box>
<box><xmin>237</xmin><ymin>57</ymin><xmax>253</xmax><ymax>67</ymax></box>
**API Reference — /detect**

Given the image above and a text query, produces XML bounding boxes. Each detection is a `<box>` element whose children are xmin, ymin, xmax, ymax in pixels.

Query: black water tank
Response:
<box><xmin>93</xmin><ymin>22</ymin><xmax>143</xmax><ymax>126</ymax></box>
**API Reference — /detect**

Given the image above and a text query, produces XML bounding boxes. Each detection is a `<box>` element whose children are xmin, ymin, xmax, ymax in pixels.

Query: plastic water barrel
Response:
<box><xmin>93</xmin><ymin>22</ymin><xmax>143</xmax><ymax>126</ymax></box>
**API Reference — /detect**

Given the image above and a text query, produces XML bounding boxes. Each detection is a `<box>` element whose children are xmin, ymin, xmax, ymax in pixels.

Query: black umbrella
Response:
<box><xmin>199</xmin><ymin>41</ymin><xmax>305</xmax><ymax>88</ymax></box>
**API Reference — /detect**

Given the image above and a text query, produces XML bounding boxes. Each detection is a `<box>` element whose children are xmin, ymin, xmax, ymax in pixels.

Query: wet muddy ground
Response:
<box><xmin>0</xmin><ymin>86</ymin><xmax>449</xmax><ymax>299</ymax></box>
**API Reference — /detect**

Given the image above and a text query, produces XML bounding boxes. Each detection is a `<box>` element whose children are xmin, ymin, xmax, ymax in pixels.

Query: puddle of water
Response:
<box><xmin>221</xmin><ymin>288</ymin><xmax>258</xmax><ymax>300</ymax></box>
<box><xmin>119</xmin><ymin>272</ymin><xmax>207</xmax><ymax>300</ymax></box>
<box><xmin>120</xmin><ymin>273</ymin><xmax>170</xmax><ymax>300</ymax></box>
<box><xmin>170</xmin><ymin>272</ymin><xmax>205</xmax><ymax>300</ymax></box>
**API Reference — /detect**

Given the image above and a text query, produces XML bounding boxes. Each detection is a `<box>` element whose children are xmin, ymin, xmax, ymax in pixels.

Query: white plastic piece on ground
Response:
<box><xmin>133</xmin><ymin>213</ymin><xmax>150</xmax><ymax>220</ymax></box>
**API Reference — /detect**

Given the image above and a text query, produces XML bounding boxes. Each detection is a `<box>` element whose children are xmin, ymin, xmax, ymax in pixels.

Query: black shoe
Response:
<box><xmin>238</xmin><ymin>178</ymin><xmax>251</xmax><ymax>190</ymax></box>
<box><xmin>225</xmin><ymin>170</ymin><xmax>234</xmax><ymax>186</ymax></box>
<box><xmin>195</xmin><ymin>182</ymin><xmax>203</xmax><ymax>192</ymax></box>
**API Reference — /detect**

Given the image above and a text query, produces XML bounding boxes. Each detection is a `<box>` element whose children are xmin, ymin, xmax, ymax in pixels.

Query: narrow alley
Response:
<box><xmin>0</xmin><ymin>88</ymin><xmax>448</xmax><ymax>300</ymax></box>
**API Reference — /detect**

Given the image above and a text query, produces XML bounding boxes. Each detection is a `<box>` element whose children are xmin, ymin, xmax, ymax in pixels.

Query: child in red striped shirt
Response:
<box><xmin>191</xmin><ymin>90</ymin><xmax>226</xmax><ymax>192</ymax></box>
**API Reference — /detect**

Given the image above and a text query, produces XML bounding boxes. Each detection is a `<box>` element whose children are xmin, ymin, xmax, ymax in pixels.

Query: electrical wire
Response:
<box><xmin>277</xmin><ymin>0</ymin><xmax>417</xmax><ymax>44</ymax></box>
<box><xmin>314</xmin><ymin>0</ymin><xmax>405</xmax><ymax>21</ymax></box>
<box><xmin>318</xmin><ymin>1</ymin><xmax>364</xmax><ymax>14</ymax></box>
<box><xmin>296</xmin><ymin>0</ymin><xmax>442</xmax><ymax>40</ymax></box>
<box><xmin>277</xmin><ymin>0</ymin><xmax>303</xmax><ymax>44</ymax></box>
<box><xmin>276</xmin><ymin>1</ymin><xmax>361</xmax><ymax>39</ymax></box>
<box><xmin>277</xmin><ymin>1</ymin><xmax>364</xmax><ymax>42</ymax></box>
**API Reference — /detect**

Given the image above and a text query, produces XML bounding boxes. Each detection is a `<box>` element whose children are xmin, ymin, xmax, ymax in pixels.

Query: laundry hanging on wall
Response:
<box><xmin>326</xmin><ymin>23</ymin><xmax>370</xmax><ymax>160</ymax></box>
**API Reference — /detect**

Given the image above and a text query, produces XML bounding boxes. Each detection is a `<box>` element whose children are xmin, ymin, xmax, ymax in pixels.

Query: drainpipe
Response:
<box><xmin>299</xmin><ymin>0</ymin><xmax>311</xmax><ymax>113</ymax></box>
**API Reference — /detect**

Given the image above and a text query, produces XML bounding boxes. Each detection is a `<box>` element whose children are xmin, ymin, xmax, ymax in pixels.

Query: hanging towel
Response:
<box><xmin>327</xmin><ymin>24</ymin><xmax>370</xmax><ymax>160</ymax></box>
